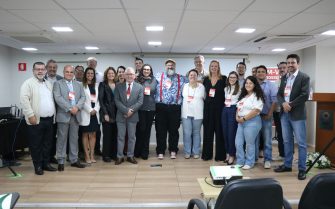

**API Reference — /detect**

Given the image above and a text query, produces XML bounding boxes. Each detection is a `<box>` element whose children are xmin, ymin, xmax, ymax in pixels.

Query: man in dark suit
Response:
<box><xmin>274</xmin><ymin>54</ymin><xmax>310</xmax><ymax>180</ymax></box>
<box><xmin>114</xmin><ymin>67</ymin><xmax>143</xmax><ymax>165</ymax></box>
<box><xmin>53</xmin><ymin>65</ymin><xmax>86</xmax><ymax>171</ymax></box>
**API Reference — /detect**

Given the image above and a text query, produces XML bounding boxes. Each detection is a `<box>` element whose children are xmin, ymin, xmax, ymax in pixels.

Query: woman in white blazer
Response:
<box><xmin>80</xmin><ymin>67</ymin><xmax>100</xmax><ymax>163</ymax></box>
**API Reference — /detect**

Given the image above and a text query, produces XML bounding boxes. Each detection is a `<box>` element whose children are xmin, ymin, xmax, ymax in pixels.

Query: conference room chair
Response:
<box><xmin>187</xmin><ymin>178</ymin><xmax>290</xmax><ymax>209</ymax></box>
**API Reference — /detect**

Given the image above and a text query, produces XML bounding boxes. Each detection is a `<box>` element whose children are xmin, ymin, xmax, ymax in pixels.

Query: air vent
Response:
<box><xmin>11</xmin><ymin>36</ymin><xmax>54</xmax><ymax>43</ymax></box>
<box><xmin>253</xmin><ymin>35</ymin><xmax>313</xmax><ymax>44</ymax></box>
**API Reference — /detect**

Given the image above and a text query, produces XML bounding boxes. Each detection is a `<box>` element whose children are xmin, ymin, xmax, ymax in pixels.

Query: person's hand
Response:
<box><xmin>90</xmin><ymin>109</ymin><xmax>96</xmax><ymax>115</ymax></box>
<box><xmin>28</xmin><ymin>115</ymin><xmax>37</xmax><ymax>125</ymax></box>
<box><xmin>236</xmin><ymin>116</ymin><xmax>244</xmax><ymax>124</ymax></box>
<box><xmin>104</xmin><ymin>114</ymin><xmax>110</xmax><ymax>122</ymax></box>
<box><xmin>262</xmin><ymin>114</ymin><xmax>271</xmax><ymax>120</ymax></box>
<box><xmin>282</xmin><ymin>102</ymin><xmax>291</xmax><ymax>113</ymax></box>
<box><xmin>127</xmin><ymin>109</ymin><xmax>134</xmax><ymax>118</ymax></box>
<box><xmin>70</xmin><ymin>106</ymin><xmax>79</xmax><ymax>115</ymax></box>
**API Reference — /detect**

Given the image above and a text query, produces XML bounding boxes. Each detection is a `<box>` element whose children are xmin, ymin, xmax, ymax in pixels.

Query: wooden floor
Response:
<box><xmin>1</xmin><ymin>145</ymin><xmax>334</xmax><ymax>209</ymax></box>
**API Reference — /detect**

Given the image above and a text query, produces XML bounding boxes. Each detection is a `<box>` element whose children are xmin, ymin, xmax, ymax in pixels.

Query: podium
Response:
<box><xmin>313</xmin><ymin>93</ymin><xmax>335</xmax><ymax>166</ymax></box>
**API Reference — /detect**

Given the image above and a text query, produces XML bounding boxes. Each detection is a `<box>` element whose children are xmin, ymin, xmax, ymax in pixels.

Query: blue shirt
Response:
<box><xmin>154</xmin><ymin>72</ymin><xmax>188</xmax><ymax>105</ymax></box>
<box><xmin>260</xmin><ymin>79</ymin><xmax>277</xmax><ymax>115</ymax></box>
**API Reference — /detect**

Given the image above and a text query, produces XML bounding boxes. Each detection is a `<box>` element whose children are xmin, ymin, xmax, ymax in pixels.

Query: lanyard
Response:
<box><xmin>160</xmin><ymin>73</ymin><xmax>180</xmax><ymax>103</ymax></box>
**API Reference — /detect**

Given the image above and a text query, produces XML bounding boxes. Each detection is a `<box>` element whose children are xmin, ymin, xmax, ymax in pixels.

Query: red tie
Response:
<box><xmin>127</xmin><ymin>83</ymin><xmax>131</xmax><ymax>99</ymax></box>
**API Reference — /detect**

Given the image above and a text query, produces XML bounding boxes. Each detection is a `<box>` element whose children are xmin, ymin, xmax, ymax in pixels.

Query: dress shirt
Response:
<box><xmin>259</xmin><ymin>79</ymin><xmax>278</xmax><ymax>115</ymax></box>
<box><xmin>66</xmin><ymin>80</ymin><xmax>76</xmax><ymax>106</ymax></box>
<box><xmin>284</xmin><ymin>69</ymin><xmax>299</xmax><ymax>102</ymax></box>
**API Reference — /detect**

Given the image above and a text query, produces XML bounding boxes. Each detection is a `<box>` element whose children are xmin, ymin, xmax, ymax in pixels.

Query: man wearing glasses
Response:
<box><xmin>20</xmin><ymin>62</ymin><xmax>57</xmax><ymax>175</ymax></box>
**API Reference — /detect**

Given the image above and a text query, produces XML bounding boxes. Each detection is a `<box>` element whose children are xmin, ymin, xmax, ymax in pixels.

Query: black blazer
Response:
<box><xmin>98</xmin><ymin>82</ymin><xmax>116</xmax><ymax>123</ymax></box>
<box><xmin>277</xmin><ymin>71</ymin><xmax>310</xmax><ymax>121</ymax></box>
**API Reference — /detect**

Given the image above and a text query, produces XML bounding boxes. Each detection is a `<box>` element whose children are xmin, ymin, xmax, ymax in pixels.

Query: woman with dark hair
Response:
<box><xmin>221</xmin><ymin>71</ymin><xmax>241</xmax><ymax>165</ymax></box>
<box><xmin>80</xmin><ymin>67</ymin><xmax>100</xmax><ymax>164</ymax></box>
<box><xmin>182</xmin><ymin>69</ymin><xmax>205</xmax><ymax>159</ymax></box>
<box><xmin>134</xmin><ymin>64</ymin><xmax>157</xmax><ymax>160</ymax></box>
<box><xmin>202</xmin><ymin>60</ymin><xmax>227</xmax><ymax>161</ymax></box>
<box><xmin>235</xmin><ymin>76</ymin><xmax>264</xmax><ymax>170</ymax></box>
<box><xmin>117</xmin><ymin>66</ymin><xmax>126</xmax><ymax>83</ymax></box>
<box><xmin>98</xmin><ymin>67</ymin><xmax>118</xmax><ymax>162</ymax></box>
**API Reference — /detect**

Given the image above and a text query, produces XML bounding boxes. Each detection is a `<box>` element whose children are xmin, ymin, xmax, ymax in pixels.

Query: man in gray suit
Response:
<box><xmin>114</xmin><ymin>67</ymin><xmax>144</xmax><ymax>165</ymax></box>
<box><xmin>274</xmin><ymin>54</ymin><xmax>310</xmax><ymax>180</ymax></box>
<box><xmin>53</xmin><ymin>65</ymin><xmax>86</xmax><ymax>171</ymax></box>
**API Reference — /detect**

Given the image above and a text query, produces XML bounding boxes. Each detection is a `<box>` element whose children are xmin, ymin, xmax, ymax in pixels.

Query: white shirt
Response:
<box><xmin>38</xmin><ymin>81</ymin><xmax>55</xmax><ymax>117</ymax></box>
<box><xmin>237</xmin><ymin>92</ymin><xmax>263</xmax><ymax>117</ymax></box>
<box><xmin>181</xmin><ymin>83</ymin><xmax>205</xmax><ymax>119</ymax></box>
<box><xmin>224</xmin><ymin>85</ymin><xmax>241</xmax><ymax>107</ymax></box>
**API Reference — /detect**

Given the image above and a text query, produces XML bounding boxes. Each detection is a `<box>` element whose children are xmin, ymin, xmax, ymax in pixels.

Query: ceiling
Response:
<box><xmin>0</xmin><ymin>0</ymin><xmax>335</xmax><ymax>54</ymax></box>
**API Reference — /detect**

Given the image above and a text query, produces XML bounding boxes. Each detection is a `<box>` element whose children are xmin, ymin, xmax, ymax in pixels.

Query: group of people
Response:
<box><xmin>20</xmin><ymin>53</ymin><xmax>310</xmax><ymax>180</ymax></box>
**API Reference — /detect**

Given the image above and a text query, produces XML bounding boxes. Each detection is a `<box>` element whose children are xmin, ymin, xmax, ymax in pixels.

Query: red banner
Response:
<box><xmin>266</xmin><ymin>67</ymin><xmax>279</xmax><ymax>81</ymax></box>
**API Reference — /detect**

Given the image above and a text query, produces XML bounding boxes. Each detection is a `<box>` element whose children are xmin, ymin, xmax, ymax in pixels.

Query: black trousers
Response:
<box><xmin>202</xmin><ymin>106</ymin><xmax>226</xmax><ymax>161</ymax></box>
<box><xmin>135</xmin><ymin>110</ymin><xmax>155</xmax><ymax>158</ymax></box>
<box><xmin>155</xmin><ymin>103</ymin><xmax>181</xmax><ymax>155</ymax></box>
<box><xmin>95</xmin><ymin>128</ymin><xmax>101</xmax><ymax>152</ymax></box>
<box><xmin>50</xmin><ymin>123</ymin><xmax>57</xmax><ymax>158</ymax></box>
<box><xmin>273</xmin><ymin>111</ymin><xmax>285</xmax><ymax>157</ymax></box>
<box><xmin>27</xmin><ymin>116</ymin><xmax>53</xmax><ymax>168</ymax></box>
<box><xmin>102</xmin><ymin>122</ymin><xmax>117</xmax><ymax>160</ymax></box>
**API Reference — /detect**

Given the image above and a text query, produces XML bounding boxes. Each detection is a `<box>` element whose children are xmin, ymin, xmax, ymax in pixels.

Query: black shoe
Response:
<box><xmin>71</xmin><ymin>161</ymin><xmax>85</xmax><ymax>168</ymax></box>
<box><xmin>298</xmin><ymin>170</ymin><xmax>306</xmax><ymax>180</ymax></box>
<box><xmin>103</xmin><ymin>157</ymin><xmax>112</xmax><ymax>163</ymax></box>
<box><xmin>35</xmin><ymin>166</ymin><xmax>44</xmax><ymax>175</ymax></box>
<box><xmin>274</xmin><ymin>164</ymin><xmax>292</xmax><ymax>172</ymax></box>
<box><xmin>58</xmin><ymin>164</ymin><xmax>64</xmax><ymax>172</ymax></box>
<box><xmin>43</xmin><ymin>164</ymin><xmax>57</xmax><ymax>172</ymax></box>
<box><xmin>115</xmin><ymin>158</ymin><xmax>124</xmax><ymax>165</ymax></box>
<box><xmin>49</xmin><ymin>157</ymin><xmax>58</xmax><ymax>164</ymax></box>
<box><xmin>127</xmin><ymin>157</ymin><xmax>137</xmax><ymax>164</ymax></box>
<box><xmin>141</xmin><ymin>156</ymin><xmax>148</xmax><ymax>160</ymax></box>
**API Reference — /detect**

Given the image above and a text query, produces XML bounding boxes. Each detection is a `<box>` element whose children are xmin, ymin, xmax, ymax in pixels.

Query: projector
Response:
<box><xmin>210</xmin><ymin>166</ymin><xmax>243</xmax><ymax>185</ymax></box>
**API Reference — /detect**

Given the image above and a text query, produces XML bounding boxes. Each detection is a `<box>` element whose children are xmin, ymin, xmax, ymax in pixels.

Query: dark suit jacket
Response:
<box><xmin>114</xmin><ymin>82</ymin><xmax>143</xmax><ymax>123</ymax></box>
<box><xmin>98</xmin><ymin>82</ymin><xmax>116</xmax><ymax>123</ymax></box>
<box><xmin>277</xmin><ymin>70</ymin><xmax>310</xmax><ymax>121</ymax></box>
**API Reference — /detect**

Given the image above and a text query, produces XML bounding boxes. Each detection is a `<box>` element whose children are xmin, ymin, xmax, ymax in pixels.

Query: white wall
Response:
<box><xmin>315</xmin><ymin>46</ymin><xmax>335</xmax><ymax>93</ymax></box>
<box><xmin>0</xmin><ymin>45</ymin><xmax>12</xmax><ymax>107</ymax></box>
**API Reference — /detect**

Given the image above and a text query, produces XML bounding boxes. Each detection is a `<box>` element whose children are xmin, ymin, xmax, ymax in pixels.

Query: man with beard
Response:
<box><xmin>236</xmin><ymin>62</ymin><xmax>247</xmax><ymax>87</ymax></box>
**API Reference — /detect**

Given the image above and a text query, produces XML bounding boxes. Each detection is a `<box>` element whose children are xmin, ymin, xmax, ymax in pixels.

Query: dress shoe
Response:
<box><xmin>298</xmin><ymin>170</ymin><xmax>306</xmax><ymax>180</ymax></box>
<box><xmin>274</xmin><ymin>164</ymin><xmax>292</xmax><ymax>172</ymax></box>
<box><xmin>43</xmin><ymin>164</ymin><xmax>57</xmax><ymax>172</ymax></box>
<box><xmin>115</xmin><ymin>158</ymin><xmax>124</xmax><ymax>165</ymax></box>
<box><xmin>103</xmin><ymin>157</ymin><xmax>112</xmax><ymax>162</ymax></box>
<box><xmin>141</xmin><ymin>156</ymin><xmax>148</xmax><ymax>160</ymax></box>
<box><xmin>71</xmin><ymin>161</ymin><xmax>85</xmax><ymax>168</ymax></box>
<box><xmin>49</xmin><ymin>157</ymin><xmax>58</xmax><ymax>164</ymax></box>
<box><xmin>58</xmin><ymin>164</ymin><xmax>64</xmax><ymax>172</ymax></box>
<box><xmin>35</xmin><ymin>167</ymin><xmax>44</xmax><ymax>175</ymax></box>
<box><xmin>127</xmin><ymin>157</ymin><xmax>137</xmax><ymax>164</ymax></box>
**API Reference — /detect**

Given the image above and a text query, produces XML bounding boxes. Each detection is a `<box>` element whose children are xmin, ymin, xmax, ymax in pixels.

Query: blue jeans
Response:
<box><xmin>235</xmin><ymin>116</ymin><xmax>262</xmax><ymax>167</ymax></box>
<box><xmin>281</xmin><ymin>112</ymin><xmax>307</xmax><ymax>171</ymax></box>
<box><xmin>182</xmin><ymin>117</ymin><xmax>203</xmax><ymax>156</ymax></box>
<box><xmin>221</xmin><ymin>106</ymin><xmax>238</xmax><ymax>156</ymax></box>
<box><xmin>255</xmin><ymin>117</ymin><xmax>273</xmax><ymax>162</ymax></box>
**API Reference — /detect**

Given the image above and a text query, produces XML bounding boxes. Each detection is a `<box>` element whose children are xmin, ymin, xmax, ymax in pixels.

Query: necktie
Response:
<box><xmin>127</xmin><ymin>83</ymin><xmax>131</xmax><ymax>99</ymax></box>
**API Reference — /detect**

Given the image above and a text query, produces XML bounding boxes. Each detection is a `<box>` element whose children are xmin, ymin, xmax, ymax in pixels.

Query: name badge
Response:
<box><xmin>144</xmin><ymin>87</ymin><xmax>151</xmax><ymax>95</ymax></box>
<box><xmin>164</xmin><ymin>79</ymin><xmax>172</xmax><ymax>89</ymax></box>
<box><xmin>68</xmin><ymin>91</ymin><xmax>75</xmax><ymax>100</ymax></box>
<box><xmin>284</xmin><ymin>86</ymin><xmax>291</xmax><ymax>97</ymax></box>
<box><xmin>225</xmin><ymin>98</ymin><xmax>232</xmax><ymax>107</ymax></box>
<box><xmin>209</xmin><ymin>88</ymin><xmax>216</xmax><ymax>97</ymax></box>
<box><xmin>187</xmin><ymin>96</ymin><xmax>194</xmax><ymax>102</ymax></box>
<box><xmin>90</xmin><ymin>94</ymin><xmax>96</xmax><ymax>103</ymax></box>
<box><xmin>237</xmin><ymin>101</ymin><xmax>244</xmax><ymax>112</ymax></box>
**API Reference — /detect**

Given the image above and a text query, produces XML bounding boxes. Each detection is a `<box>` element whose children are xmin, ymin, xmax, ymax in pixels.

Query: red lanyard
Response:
<box><xmin>160</xmin><ymin>72</ymin><xmax>180</xmax><ymax>103</ymax></box>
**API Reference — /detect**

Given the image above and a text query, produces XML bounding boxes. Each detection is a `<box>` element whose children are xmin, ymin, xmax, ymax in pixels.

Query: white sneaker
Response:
<box><xmin>193</xmin><ymin>155</ymin><xmax>200</xmax><ymax>159</ymax></box>
<box><xmin>242</xmin><ymin>165</ymin><xmax>252</xmax><ymax>170</ymax></box>
<box><xmin>264</xmin><ymin>161</ymin><xmax>271</xmax><ymax>169</ymax></box>
<box><xmin>184</xmin><ymin>154</ymin><xmax>190</xmax><ymax>159</ymax></box>
<box><xmin>158</xmin><ymin>154</ymin><xmax>164</xmax><ymax>160</ymax></box>
<box><xmin>170</xmin><ymin>152</ymin><xmax>176</xmax><ymax>159</ymax></box>
<box><xmin>273</xmin><ymin>156</ymin><xmax>284</xmax><ymax>161</ymax></box>
<box><xmin>235</xmin><ymin>164</ymin><xmax>244</xmax><ymax>168</ymax></box>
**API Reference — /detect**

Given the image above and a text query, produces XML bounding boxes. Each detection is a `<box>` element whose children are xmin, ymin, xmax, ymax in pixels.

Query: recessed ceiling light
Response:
<box><xmin>85</xmin><ymin>46</ymin><xmax>99</xmax><ymax>50</ymax></box>
<box><xmin>52</xmin><ymin>27</ymin><xmax>73</xmax><ymax>32</ymax></box>
<box><xmin>22</xmin><ymin>47</ymin><xmax>37</xmax><ymax>51</ymax></box>
<box><xmin>212</xmin><ymin>47</ymin><xmax>225</xmax><ymax>51</ymax></box>
<box><xmin>146</xmin><ymin>26</ymin><xmax>164</xmax><ymax>31</ymax></box>
<box><xmin>235</xmin><ymin>28</ymin><xmax>256</xmax><ymax>33</ymax></box>
<box><xmin>321</xmin><ymin>30</ymin><xmax>335</xmax><ymax>35</ymax></box>
<box><xmin>272</xmin><ymin>48</ymin><xmax>286</xmax><ymax>52</ymax></box>
<box><xmin>148</xmin><ymin>41</ymin><xmax>162</xmax><ymax>46</ymax></box>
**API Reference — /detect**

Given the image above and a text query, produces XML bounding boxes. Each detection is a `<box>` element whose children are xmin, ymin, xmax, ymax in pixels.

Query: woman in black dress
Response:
<box><xmin>202</xmin><ymin>60</ymin><xmax>227</xmax><ymax>161</ymax></box>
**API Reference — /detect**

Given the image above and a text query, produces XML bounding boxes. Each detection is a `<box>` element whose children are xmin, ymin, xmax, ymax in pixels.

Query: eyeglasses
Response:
<box><xmin>229</xmin><ymin>76</ymin><xmax>237</xmax><ymax>79</ymax></box>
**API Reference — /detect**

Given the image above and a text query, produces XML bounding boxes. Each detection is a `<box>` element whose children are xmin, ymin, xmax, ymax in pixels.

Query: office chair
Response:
<box><xmin>298</xmin><ymin>172</ymin><xmax>335</xmax><ymax>209</ymax></box>
<box><xmin>0</xmin><ymin>192</ymin><xmax>20</xmax><ymax>209</ymax></box>
<box><xmin>188</xmin><ymin>178</ymin><xmax>291</xmax><ymax>209</ymax></box>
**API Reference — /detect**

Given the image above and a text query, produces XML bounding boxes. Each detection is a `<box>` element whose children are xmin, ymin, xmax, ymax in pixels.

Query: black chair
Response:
<box><xmin>297</xmin><ymin>172</ymin><xmax>335</xmax><ymax>209</ymax></box>
<box><xmin>188</xmin><ymin>178</ymin><xmax>290</xmax><ymax>209</ymax></box>
<box><xmin>0</xmin><ymin>192</ymin><xmax>20</xmax><ymax>209</ymax></box>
